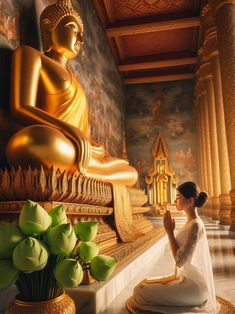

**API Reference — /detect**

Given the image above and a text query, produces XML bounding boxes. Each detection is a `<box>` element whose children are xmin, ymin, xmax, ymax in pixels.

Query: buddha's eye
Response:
<box><xmin>66</xmin><ymin>23</ymin><xmax>78</xmax><ymax>34</ymax></box>
<box><xmin>70</xmin><ymin>26</ymin><xmax>77</xmax><ymax>34</ymax></box>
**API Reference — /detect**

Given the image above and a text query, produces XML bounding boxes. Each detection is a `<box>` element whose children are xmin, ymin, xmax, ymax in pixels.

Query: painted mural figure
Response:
<box><xmin>131</xmin><ymin>182</ymin><xmax>219</xmax><ymax>313</ymax></box>
<box><xmin>6</xmin><ymin>0</ymin><xmax>138</xmax><ymax>186</ymax></box>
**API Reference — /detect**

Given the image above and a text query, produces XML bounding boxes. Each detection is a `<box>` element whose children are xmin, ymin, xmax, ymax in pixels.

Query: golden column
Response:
<box><xmin>198</xmin><ymin>86</ymin><xmax>212</xmax><ymax>216</ymax></box>
<box><xmin>196</xmin><ymin>74</ymin><xmax>214</xmax><ymax>217</ymax></box>
<box><xmin>198</xmin><ymin>60</ymin><xmax>221</xmax><ymax>220</ymax></box>
<box><xmin>197</xmin><ymin>101</ymin><xmax>205</xmax><ymax>191</ymax></box>
<box><xmin>210</xmin><ymin>0</ymin><xmax>235</xmax><ymax>232</ymax></box>
<box><xmin>202</xmin><ymin>4</ymin><xmax>231</xmax><ymax>225</ymax></box>
<box><xmin>194</xmin><ymin>90</ymin><xmax>207</xmax><ymax>216</ymax></box>
<box><xmin>194</xmin><ymin>94</ymin><xmax>204</xmax><ymax>188</ymax></box>
<box><xmin>195</xmin><ymin>84</ymin><xmax>208</xmax><ymax>193</ymax></box>
<box><xmin>201</xmin><ymin>90</ymin><xmax>214</xmax><ymax>217</ymax></box>
<box><xmin>198</xmin><ymin>95</ymin><xmax>209</xmax><ymax>195</ymax></box>
<box><xmin>199</xmin><ymin>95</ymin><xmax>210</xmax><ymax>216</ymax></box>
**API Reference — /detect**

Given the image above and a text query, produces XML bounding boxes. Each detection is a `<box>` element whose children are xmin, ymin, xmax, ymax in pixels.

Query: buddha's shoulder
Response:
<box><xmin>13</xmin><ymin>45</ymin><xmax>43</xmax><ymax>59</ymax></box>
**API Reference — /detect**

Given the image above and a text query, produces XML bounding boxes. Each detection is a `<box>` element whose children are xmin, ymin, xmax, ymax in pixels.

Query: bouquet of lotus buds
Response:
<box><xmin>0</xmin><ymin>200</ymin><xmax>117</xmax><ymax>302</ymax></box>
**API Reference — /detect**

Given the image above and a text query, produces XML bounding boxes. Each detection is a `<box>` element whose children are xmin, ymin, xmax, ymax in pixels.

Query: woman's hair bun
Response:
<box><xmin>195</xmin><ymin>191</ymin><xmax>208</xmax><ymax>207</ymax></box>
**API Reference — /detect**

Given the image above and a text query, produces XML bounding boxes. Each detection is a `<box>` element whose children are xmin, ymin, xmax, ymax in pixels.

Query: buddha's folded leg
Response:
<box><xmin>86</xmin><ymin>163</ymin><xmax>138</xmax><ymax>186</ymax></box>
<box><xmin>6</xmin><ymin>125</ymin><xmax>138</xmax><ymax>186</ymax></box>
<box><xmin>88</xmin><ymin>156</ymin><xmax>129</xmax><ymax>169</ymax></box>
<box><xmin>6</xmin><ymin>125</ymin><xmax>77</xmax><ymax>171</ymax></box>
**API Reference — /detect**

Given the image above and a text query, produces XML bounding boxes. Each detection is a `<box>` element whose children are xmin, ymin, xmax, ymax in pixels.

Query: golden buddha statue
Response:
<box><xmin>6</xmin><ymin>0</ymin><xmax>138</xmax><ymax>186</ymax></box>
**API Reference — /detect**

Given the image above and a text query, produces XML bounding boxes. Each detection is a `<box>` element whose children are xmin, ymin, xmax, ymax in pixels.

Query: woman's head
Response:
<box><xmin>176</xmin><ymin>181</ymin><xmax>208</xmax><ymax>211</ymax></box>
<box><xmin>40</xmin><ymin>0</ymin><xmax>83</xmax><ymax>56</ymax></box>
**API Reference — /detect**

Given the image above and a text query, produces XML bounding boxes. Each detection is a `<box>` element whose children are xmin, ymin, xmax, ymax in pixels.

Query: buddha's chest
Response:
<box><xmin>39</xmin><ymin>58</ymin><xmax>73</xmax><ymax>95</ymax></box>
<box><xmin>37</xmin><ymin>60</ymin><xmax>77</xmax><ymax>113</ymax></box>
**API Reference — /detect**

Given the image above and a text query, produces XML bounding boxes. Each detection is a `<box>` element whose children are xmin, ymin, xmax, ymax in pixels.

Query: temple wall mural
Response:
<box><xmin>70</xmin><ymin>0</ymin><xmax>125</xmax><ymax>157</ymax></box>
<box><xmin>0</xmin><ymin>0</ymin><xmax>125</xmax><ymax>167</ymax></box>
<box><xmin>0</xmin><ymin>0</ymin><xmax>20</xmax><ymax>49</ymax></box>
<box><xmin>125</xmin><ymin>80</ymin><xmax>197</xmax><ymax>189</ymax></box>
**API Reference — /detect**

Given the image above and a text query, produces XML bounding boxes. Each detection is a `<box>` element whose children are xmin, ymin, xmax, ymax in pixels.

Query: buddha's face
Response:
<box><xmin>50</xmin><ymin>16</ymin><xmax>83</xmax><ymax>59</ymax></box>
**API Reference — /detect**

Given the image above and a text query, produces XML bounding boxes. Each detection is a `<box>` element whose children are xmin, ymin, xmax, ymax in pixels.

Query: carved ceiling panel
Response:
<box><xmin>93</xmin><ymin>0</ymin><xmax>201</xmax><ymax>83</ymax></box>
<box><xmin>121</xmin><ymin>28</ymin><xmax>195</xmax><ymax>58</ymax></box>
<box><xmin>112</xmin><ymin>0</ymin><xmax>195</xmax><ymax>20</ymax></box>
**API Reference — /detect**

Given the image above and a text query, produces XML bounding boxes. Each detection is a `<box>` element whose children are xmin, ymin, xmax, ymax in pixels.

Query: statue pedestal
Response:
<box><xmin>0</xmin><ymin>167</ymin><xmax>157</xmax><ymax>265</ymax></box>
<box><xmin>0</xmin><ymin>166</ymin><xmax>165</xmax><ymax>313</ymax></box>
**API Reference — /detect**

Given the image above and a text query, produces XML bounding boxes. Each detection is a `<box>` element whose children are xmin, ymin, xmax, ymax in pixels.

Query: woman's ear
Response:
<box><xmin>188</xmin><ymin>197</ymin><xmax>195</xmax><ymax>206</ymax></box>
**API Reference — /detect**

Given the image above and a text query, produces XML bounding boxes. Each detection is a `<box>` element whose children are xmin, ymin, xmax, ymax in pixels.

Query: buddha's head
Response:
<box><xmin>40</xmin><ymin>0</ymin><xmax>83</xmax><ymax>59</ymax></box>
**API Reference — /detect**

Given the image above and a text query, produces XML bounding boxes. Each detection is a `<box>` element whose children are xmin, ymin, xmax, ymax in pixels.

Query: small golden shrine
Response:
<box><xmin>145</xmin><ymin>133</ymin><xmax>178</xmax><ymax>214</ymax></box>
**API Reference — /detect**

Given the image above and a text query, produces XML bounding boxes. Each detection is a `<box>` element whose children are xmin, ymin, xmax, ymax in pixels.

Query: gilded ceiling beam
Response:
<box><xmin>118</xmin><ymin>57</ymin><xmax>197</xmax><ymax>71</ymax></box>
<box><xmin>123</xmin><ymin>73</ymin><xmax>194</xmax><ymax>84</ymax></box>
<box><xmin>106</xmin><ymin>17</ymin><xmax>200</xmax><ymax>37</ymax></box>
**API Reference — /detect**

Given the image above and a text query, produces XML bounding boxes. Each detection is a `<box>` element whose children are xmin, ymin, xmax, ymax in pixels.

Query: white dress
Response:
<box><xmin>133</xmin><ymin>217</ymin><xmax>219</xmax><ymax>313</ymax></box>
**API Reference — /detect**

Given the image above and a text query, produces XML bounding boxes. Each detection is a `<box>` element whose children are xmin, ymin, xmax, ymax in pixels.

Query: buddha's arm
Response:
<box><xmin>10</xmin><ymin>46</ymin><xmax>91</xmax><ymax>170</ymax></box>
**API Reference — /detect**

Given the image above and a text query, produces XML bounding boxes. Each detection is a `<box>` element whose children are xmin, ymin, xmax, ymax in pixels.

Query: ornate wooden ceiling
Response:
<box><xmin>93</xmin><ymin>0</ymin><xmax>202</xmax><ymax>84</ymax></box>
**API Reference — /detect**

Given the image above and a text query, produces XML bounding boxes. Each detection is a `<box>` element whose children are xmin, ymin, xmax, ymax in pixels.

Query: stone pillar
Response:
<box><xmin>197</xmin><ymin>104</ymin><xmax>205</xmax><ymax>191</ymax></box>
<box><xmin>199</xmin><ymin>62</ymin><xmax>221</xmax><ymax>220</ymax></box>
<box><xmin>195</xmin><ymin>91</ymin><xmax>209</xmax><ymax>216</ymax></box>
<box><xmin>211</xmin><ymin>0</ymin><xmax>235</xmax><ymax>233</ymax></box>
<box><xmin>201</xmin><ymin>3</ymin><xmax>231</xmax><ymax>225</ymax></box>
<box><xmin>196</xmin><ymin>76</ymin><xmax>214</xmax><ymax>217</ymax></box>
<box><xmin>198</xmin><ymin>94</ymin><xmax>209</xmax><ymax>196</ymax></box>
<box><xmin>194</xmin><ymin>96</ymin><xmax>204</xmax><ymax>191</ymax></box>
<box><xmin>195</xmin><ymin>83</ymin><xmax>209</xmax><ymax>194</ymax></box>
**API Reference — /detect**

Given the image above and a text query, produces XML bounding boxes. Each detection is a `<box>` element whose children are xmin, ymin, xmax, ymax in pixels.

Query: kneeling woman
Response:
<box><xmin>131</xmin><ymin>181</ymin><xmax>218</xmax><ymax>313</ymax></box>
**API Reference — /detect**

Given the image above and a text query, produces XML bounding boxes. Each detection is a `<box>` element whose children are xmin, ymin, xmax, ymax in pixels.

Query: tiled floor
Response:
<box><xmin>103</xmin><ymin>216</ymin><xmax>235</xmax><ymax>313</ymax></box>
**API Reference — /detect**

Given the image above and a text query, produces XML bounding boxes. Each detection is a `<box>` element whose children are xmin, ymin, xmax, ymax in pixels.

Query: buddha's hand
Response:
<box><xmin>63</xmin><ymin>124</ymin><xmax>92</xmax><ymax>175</ymax></box>
<box><xmin>77</xmin><ymin>137</ymin><xmax>91</xmax><ymax>175</ymax></box>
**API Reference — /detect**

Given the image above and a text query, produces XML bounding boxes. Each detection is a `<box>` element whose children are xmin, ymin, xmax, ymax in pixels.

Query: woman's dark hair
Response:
<box><xmin>177</xmin><ymin>181</ymin><xmax>208</xmax><ymax>208</ymax></box>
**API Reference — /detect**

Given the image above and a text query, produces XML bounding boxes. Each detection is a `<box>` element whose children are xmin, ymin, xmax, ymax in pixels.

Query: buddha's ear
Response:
<box><xmin>41</xmin><ymin>19</ymin><xmax>52</xmax><ymax>52</ymax></box>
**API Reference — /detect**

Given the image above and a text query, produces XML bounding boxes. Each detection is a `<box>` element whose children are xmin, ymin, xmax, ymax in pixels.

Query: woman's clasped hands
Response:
<box><xmin>163</xmin><ymin>210</ymin><xmax>175</xmax><ymax>233</ymax></box>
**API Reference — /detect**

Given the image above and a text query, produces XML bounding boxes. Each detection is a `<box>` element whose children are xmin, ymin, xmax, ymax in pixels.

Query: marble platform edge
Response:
<box><xmin>67</xmin><ymin>234</ymin><xmax>168</xmax><ymax>314</ymax></box>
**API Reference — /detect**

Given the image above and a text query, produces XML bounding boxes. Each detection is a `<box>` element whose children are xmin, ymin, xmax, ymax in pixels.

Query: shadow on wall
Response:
<box><xmin>0</xmin><ymin>0</ymin><xmax>39</xmax><ymax>168</ymax></box>
<box><xmin>0</xmin><ymin>48</ymin><xmax>13</xmax><ymax>168</ymax></box>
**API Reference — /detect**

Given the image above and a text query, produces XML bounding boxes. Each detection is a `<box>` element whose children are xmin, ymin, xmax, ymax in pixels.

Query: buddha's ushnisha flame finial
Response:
<box><xmin>40</xmin><ymin>0</ymin><xmax>83</xmax><ymax>52</ymax></box>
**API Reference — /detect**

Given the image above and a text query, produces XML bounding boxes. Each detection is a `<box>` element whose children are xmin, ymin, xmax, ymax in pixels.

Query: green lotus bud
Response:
<box><xmin>54</xmin><ymin>258</ymin><xmax>83</xmax><ymax>288</ymax></box>
<box><xmin>19</xmin><ymin>200</ymin><xmax>52</xmax><ymax>236</ymax></box>
<box><xmin>0</xmin><ymin>222</ymin><xmax>24</xmax><ymax>258</ymax></box>
<box><xmin>90</xmin><ymin>255</ymin><xmax>117</xmax><ymax>281</ymax></box>
<box><xmin>0</xmin><ymin>259</ymin><xmax>19</xmax><ymax>288</ymax></box>
<box><xmin>47</xmin><ymin>224</ymin><xmax>76</xmax><ymax>256</ymax></box>
<box><xmin>74</xmin><ymin>221</ymin><xmax>98</xmax><ymax>241</ymax></box>
<box><xmin>78</xmin><ymin>241</ymin><xmax>99</xmax><ymax>262</ymax></box>
<box><xmin>13</xmin><ymin>237</ymin><xmax>49</xmax><ymax>273</ymax></box>
<box><xmin>49</xmin><ymin>205</ymin><xmax>67</xmax><ymax>227</ymax></box>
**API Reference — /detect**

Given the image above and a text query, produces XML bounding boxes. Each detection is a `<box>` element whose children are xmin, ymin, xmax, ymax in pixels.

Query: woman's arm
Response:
<box><xmin>164</xmin><ymin>211</ymin><xmax>201</xmax><ymax>267</ymax></box>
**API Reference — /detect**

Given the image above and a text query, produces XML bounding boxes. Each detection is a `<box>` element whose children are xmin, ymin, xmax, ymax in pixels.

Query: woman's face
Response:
<box><xmin>51</xmin><ymin>16</ymin><xmax>83</xmax><ymax>59</ymax></box>
<box><xmin>175</xmin><ymin>191</ymin><xmax>193</xmax><ymax>212</ymax></box>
